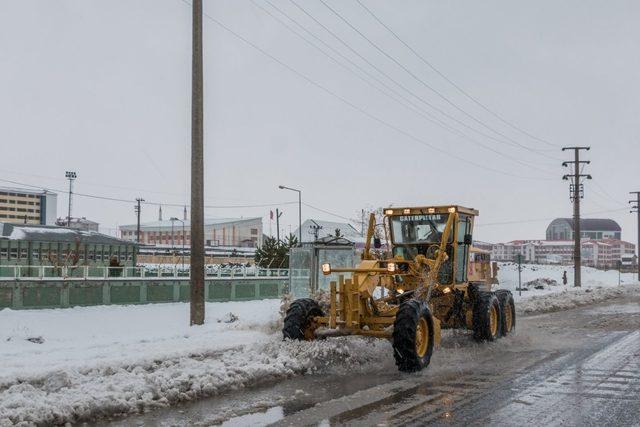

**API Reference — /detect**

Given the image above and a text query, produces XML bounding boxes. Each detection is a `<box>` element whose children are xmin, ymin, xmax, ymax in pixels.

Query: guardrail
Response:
<box><xmin>0</xmin><ymin>277</ymin><xmax>289</xmax><ymax>310</ymax></box>
<box><xmin>0</xmin><ymin>265</ymin><xmax>289</xmax><ymax>280</ymax></box>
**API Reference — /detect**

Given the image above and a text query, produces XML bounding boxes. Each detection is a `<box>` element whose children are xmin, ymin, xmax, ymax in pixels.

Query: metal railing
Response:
<box><xmin>0</xmin><ymin>265</ymin><xmax>289</xmax><ymax>280</ymax></box>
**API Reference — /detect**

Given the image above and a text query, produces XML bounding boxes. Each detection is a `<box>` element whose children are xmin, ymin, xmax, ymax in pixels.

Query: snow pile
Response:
<box><xmin>496</xmin><ymin>263</ymin><xmax>638</xmax><ymax>301</ymax></box>
<box><xmin>496</xmin><ymin>262</ymin><xmax>640</xmax><ymax>313</ymax></box>
<box><xmin>522</xmin><ymin>277</ymin><xmax>560</xmax><ymax>290</ymax></box>
<box><xmin>0</xmin><ymin>301</ymin><xmax>389</xmax><ymax>425</ymax></box>
<box><xmin>517</xmin><ymin>285</ymin><xmax>640</xmax><ymax>314</ymax></box>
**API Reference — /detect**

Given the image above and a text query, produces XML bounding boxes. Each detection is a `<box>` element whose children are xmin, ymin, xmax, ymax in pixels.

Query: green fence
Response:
<box><xmin>0</xmin><ymin>278</ymin><xmax>288</xmax><ymax>310</ymax></box>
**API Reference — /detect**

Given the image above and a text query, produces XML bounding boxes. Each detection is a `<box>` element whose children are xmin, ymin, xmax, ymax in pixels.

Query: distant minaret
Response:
<box><xmin>158</xmin><ymin>205</ymin><xmax>163</xmax><ymax>221</ymax></box>
<box><xmin>183</xmin><ymin>205</ymin><xmax>187</xmax><ymax>221</ymax></box>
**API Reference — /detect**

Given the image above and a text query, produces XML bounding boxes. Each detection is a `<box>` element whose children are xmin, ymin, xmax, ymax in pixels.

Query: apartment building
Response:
<box><xmin>0</xmin><ymin>187</ymin><xmax>57</xmax><ymax>225</ymax></box>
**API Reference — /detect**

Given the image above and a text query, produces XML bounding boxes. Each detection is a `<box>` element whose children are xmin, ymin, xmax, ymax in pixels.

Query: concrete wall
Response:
<box><xmin>0</xmin><ymin>277</ymin><xmax>287</xmax><ymax>310</ymax></box>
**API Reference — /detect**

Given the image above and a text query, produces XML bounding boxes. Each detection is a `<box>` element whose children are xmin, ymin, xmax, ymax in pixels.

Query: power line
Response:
<box><xmin>303</xmin><ymin>202</ymin><xmax>352</xmax><ymax>221</ymax></box>
<box><xmin>288</xmin><ymin>0</ymin><xmax>558</xmax><ymax>166</ymax></box>
<box><xmin>354</xmin><ymin>0</ymin><xmax>556</xmax><ymax>149</ymax></box>
<box><xmin>0</xmin><ymin>177</ymin><xmax>298</xmax><ymax>210</ymax></box>
<box><xmin>252</xmin><ymin>0</ymin><xmax>556</xmax><ymax>176</ymax></box>
<box><xmin>317</xmin><ymin>0</ymin><xmax>561</xmax><ymax>161</ymax></box>
<box><xmin>185</xmin><ymin>1</ymin><xmax>554</xmax><ymax>181</ymax></box>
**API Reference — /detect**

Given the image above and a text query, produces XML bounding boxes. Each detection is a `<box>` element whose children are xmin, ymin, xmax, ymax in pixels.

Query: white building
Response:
<box><xmin>491</xmin><ymin>239</ymin><xmax>635</xmax><ymax>268</ymax></box>
<box><xmin>119</xmin><ymin>217</ymin><xmax>263</xmax><ymax>248</ymax></box>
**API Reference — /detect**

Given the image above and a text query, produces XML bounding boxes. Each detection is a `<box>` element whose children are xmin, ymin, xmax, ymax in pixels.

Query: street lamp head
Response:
<box><xmin>278</xmin><ymin>185</ymin><xmax>285</xmax><ymax>189</ymax></box>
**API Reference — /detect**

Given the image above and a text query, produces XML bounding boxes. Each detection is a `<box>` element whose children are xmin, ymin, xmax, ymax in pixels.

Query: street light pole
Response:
<box><xmin>65</xmin><ymin>171</ymin><xmax>77</xmax><ymax>227</ymax></box>
<box><xmin>278</xmin><ymin>185</ymin><xmax>302</xmax><ymax>245</ymax></box>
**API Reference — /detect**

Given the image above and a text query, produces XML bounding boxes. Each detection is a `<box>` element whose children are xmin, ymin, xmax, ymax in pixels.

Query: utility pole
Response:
<box><xmin>562</xmin><ymin>147</ymin><xmax>591</xmax><ymax>288</ymax></box>
<box><xmin>65</xmin><ymin>171</ymin><xmax>77</xmax><ymax>227</ymax></box>
<box><xmin>135</xmin><ymin>198</ymin><xmax>144</xmax><ymax>243</ymax></box>
<box><xmin>630</xmin><ymin>191</ymin><xmax>640</xmax><ymax>281</ymax></box>
<box><xmin>276</xmin><ymin>208</ymin><xmax>283</xmax><ymax>241</ymax></box>
<box><xmin>190</xmin><ymin>0</ymin><xmax>205</xmax><ymax>326</ymax></box>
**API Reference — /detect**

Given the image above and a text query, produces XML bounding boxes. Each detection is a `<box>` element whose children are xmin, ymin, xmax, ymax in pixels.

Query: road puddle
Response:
<box><xmin>219</xmin><ymin>406</ymin><xmax>284</xmax><ymax>426</ymax></box>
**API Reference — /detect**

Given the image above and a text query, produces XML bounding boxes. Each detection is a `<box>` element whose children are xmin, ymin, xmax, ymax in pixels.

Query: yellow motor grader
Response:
<box><xmin>283</xmin><ymin>205</ymin><xmax>515</xmax><ymax>372</ymax></box>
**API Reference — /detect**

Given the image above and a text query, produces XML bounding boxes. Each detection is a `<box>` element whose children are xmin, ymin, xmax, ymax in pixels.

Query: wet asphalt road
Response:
<box><xmin>104</xmin><ymin>298</ymin><xmax>640</xmax><ymax>427</ymax></box>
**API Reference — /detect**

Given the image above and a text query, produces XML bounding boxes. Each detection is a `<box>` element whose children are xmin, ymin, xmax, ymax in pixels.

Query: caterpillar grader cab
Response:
<box><xmin>283</xmin><ymin>205</ymin><xmax>515</xmax><ymax>372</ymax></box>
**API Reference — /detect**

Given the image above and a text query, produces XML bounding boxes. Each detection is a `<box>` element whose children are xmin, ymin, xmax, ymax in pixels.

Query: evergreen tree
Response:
<box><xmin>255</xmin><ymin>234</ymin><xmax>299</xmax><ymax>268</ymax></box>
<box><xmin>255</xmin><ymin>237</ymin><xmax>282</xmax><ymax>268</ymax></box>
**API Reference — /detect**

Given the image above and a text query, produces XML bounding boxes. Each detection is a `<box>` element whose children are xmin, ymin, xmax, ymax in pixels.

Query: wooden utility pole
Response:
<box><xmin>630</xmin><ymin>191</ymin><xmax>640</xmax><ymax>281</ymax></box>
<box><xmin>190</xmin><ymin>0</ymin><xmax>205</xmax><ymax>326</ymax></box>
<box><xmin>135</xmin><ymin>198</ymin><xmax>144</xmax><ymax>243</ymax></box>
<box><xmin>562</xmin><ymin>147</ymin><xmax>591</xmax><ymax>288</ymax></box>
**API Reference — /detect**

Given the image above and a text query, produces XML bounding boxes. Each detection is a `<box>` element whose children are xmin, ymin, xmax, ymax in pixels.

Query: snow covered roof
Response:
<box><xmin>119</xmin><ymin>217</ymin><xmax>261</xmax><ymax>230</ymax></box>
<box><xmin>0</xmin><ymin>186</ymin><xmax>56</xmax><ymax>196</ymax></box>
<box><xmin>0</xmin><ymin>222</ymin><xmax>133</xmax><ymax>245</ymax></box>
<box><xmin>295</xmin><ymin>219</ymin><xmax>363</xmax><ymax>243</ymax></box>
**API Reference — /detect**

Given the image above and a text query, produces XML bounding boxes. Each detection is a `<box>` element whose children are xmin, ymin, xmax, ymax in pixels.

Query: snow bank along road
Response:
<box><xmin>0</xmin><ymin>264</ymin><xmax>638</xmax><ymax>425</ymax></box>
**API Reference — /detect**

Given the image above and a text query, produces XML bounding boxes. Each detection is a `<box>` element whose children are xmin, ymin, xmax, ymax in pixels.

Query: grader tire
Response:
<box><xmin>495</xmin><ymin>290</ymin><xmax>516</xmax><ymax>337</ymax></box>
<box><xmin>472</xmin><ymin>292</ymin><xmax>501</xmax><ymax>342</ymax></box>
<box><xmin>282</xmin><ymin>298</ymin><xmax>324</xmax><ymax>341</ymax></box>
<box><xmin>392</xmin><ymin>300</ymin><xmax>435</xmax><ymax>372</ymax></box>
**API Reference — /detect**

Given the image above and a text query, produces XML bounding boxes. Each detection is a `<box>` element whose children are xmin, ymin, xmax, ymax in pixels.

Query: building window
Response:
<box><xmin>10</xmin><ymin>248</ymin><xmax>18</xmax><ymax>259</ymax></box>
<box><xmin>0</xmin><ymin>248</ymin><xmax>7</xmax><ymax>259</ymax></box>
<box><xmin>251</xmin><ymin>228</ymin><xmax>258</xmax><ymax>235</ymax></box>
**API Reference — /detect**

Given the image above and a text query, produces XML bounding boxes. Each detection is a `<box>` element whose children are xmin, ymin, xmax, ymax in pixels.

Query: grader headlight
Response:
<box><xmin>321</xmin><ymin>263</ymin><xmax>332</xmax><ymax>275</ymax></box>
<box><xmin>385</xmin><ymin>209</ymin><xmax>394</xmax><ymax>215</ymax></box>
<box><xmin>448</xmin><ymin>207</ymin><xmax>457</xmax><ymax>213</ymax></box>
<box><xmin>387</xmin><ymin>262</ymin><xmax>397</xmax><ymax>273</ymax></box>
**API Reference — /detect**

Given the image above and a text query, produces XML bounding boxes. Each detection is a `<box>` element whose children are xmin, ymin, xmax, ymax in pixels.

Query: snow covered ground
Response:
<box><xmin>0</xmin><ymin>301</ymin><xmax>388</xmax><ymax>425</ymax></box>
<box><xmin>1</xmin><ymin>264</ymin><xmax>638</xmax><ymax>425</ymax></box>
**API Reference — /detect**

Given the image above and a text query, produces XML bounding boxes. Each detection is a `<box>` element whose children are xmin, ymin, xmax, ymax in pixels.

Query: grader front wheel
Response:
<box><xmin>392</xmin><ymin>300</ymin><xmax>435</xmax><ymax>372</ymax></box>
<box><xmin>283</xmin><ymin>298</ymin><xmax>324</xmax><ymax>341</ymax></box>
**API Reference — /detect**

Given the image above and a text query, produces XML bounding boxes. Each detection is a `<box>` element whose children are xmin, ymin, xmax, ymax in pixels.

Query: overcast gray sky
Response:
<box><xmin>1</xmin><ymin>0</ymin><xmax>639</xmax><ymax>243</ymax></box>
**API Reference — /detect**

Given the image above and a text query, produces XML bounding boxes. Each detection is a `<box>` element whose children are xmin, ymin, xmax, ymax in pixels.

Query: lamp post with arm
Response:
<box><xmin>278</xmin><ymin>185</ymin><xmax>301</xmax><ymax>245</ymax></box>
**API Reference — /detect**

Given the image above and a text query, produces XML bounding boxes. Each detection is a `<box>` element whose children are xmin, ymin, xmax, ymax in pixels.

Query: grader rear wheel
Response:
<box><xmin>282</xmin><ymin>298</ymin><xmax>324</xmax><ymax>341</ymax></box>
<box><xmin>495</xmin><ymin>290</ymin><xmax>516</xmax><ymax>336</ymax></box>
<box><xmin>472</xmin><ymin>292</ymin><xmax>501</xmax><ymax>342</ymax></box>
<box><xmin>392</xmin><ymin>300</ymin><xmax>435</xmax><ymax>372</ymax></box>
